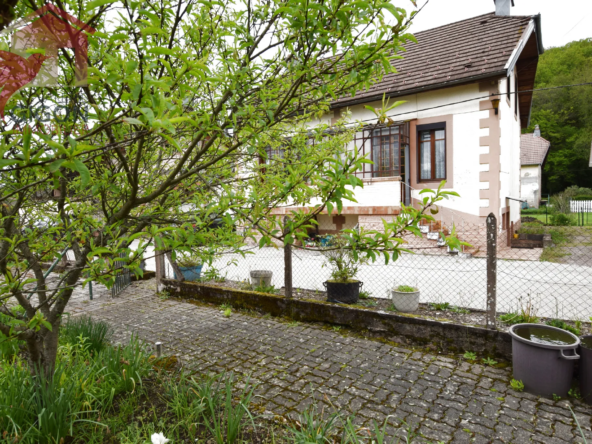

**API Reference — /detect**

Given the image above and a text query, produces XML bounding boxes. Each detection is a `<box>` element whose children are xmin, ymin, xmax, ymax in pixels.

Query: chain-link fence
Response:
<box><xmin>151</xmin><ymin>211</ymin><xmax>592</xmax><ymax>331</ymax></box>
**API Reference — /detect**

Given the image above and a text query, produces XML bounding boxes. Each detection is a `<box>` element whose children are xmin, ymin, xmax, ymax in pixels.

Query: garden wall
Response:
<box><xmin>162</xmin><ymin>279</ymin><xmax>513</xmax><ymax>360</ymax></box>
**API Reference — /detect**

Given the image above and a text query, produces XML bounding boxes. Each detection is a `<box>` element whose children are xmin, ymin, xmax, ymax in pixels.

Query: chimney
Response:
<box><xmin>533</xmin><ymin>124</ymin><xmax>541</xmax><ymax>137</ymax></box>
<box><xmin>494</xmin><ymin>0</ymin><xmax>514</xmax><ymax>16</ymax></box>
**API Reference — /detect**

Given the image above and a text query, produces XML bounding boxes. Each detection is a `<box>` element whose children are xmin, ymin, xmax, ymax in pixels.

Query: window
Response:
<box><xmin>263</xmin><ymin>147</ymin><xmax>285</xmax><ymax>164</ymax></box>
<box><xmin>371</xmin><ymin>127</ymin><xmax>400</xmax><ymax>177</ymax></box>
<box><xmin>507</xmin><ymin>74</ymin><xmax>511</xmax><ymax>102</ymax></box>
<box><xmin>418</xmin><ymin>125</ymin><xmax>445</xmax><ymax>181</ymax></box>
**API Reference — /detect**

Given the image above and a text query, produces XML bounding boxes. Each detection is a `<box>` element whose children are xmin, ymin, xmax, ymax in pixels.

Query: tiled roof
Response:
<box><xmin>521</xmin><ymin>133</ymin><xmax>550</xmax><ymax>165</ymax></box>
<box><xmin>334</xmin><ymin>12</ymin><xmax>534</xmax><ymax>107</ymax></box>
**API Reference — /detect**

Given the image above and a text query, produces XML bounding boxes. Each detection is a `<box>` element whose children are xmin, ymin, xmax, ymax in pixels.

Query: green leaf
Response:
<box><xmin>47</xmin><ymin>159</ymin><xmax>66</xmax><ymax>173</ymax></box>
<box><xmin>0</xmin><ymin>159</ymin><xmax>19</xmax><ymax>168</ymax></box>
<box><xmin>147</xmin><ymin>47</ymin><xmax>176</xmax><ymax>57</ymax></box>
<box><xmin>86</xmin><ymin>0</ymin><xmax>117</xmax><ymax>10</ymax></box>
<box><xmin>123</xmin><ymin>117</ymin><xmax>144</xmax><ymax>126</ymax></box>
<box><xmin>73</xmin><ymin>159</ymin><xmax>91</xmax><ymax>187</ymax></box>
<box><xmin>40</xmin><ymin>319</ymin><xmax>53</xmax><ymax>332</ymax></box>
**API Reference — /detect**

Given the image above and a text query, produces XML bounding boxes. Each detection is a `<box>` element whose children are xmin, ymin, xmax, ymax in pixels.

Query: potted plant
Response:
<box><xmin>322</xmin><ymin>236</ymin><xmax>366</xmax><ymax>304</ymax></box>
<box><xmin>391</xmin><ymin>285</ymin><xmax>420</xmax><ymax>312</ymax></box>
<box><xmin>176</xmin><ymin>253</ymin><xmax>203</xmax><ymax>281</ymax></box>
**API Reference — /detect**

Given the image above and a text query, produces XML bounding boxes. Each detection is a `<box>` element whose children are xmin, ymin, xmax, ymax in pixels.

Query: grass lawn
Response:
<box><xmin>521</xmin><ymin>213</ymin><xmax>592</xmax><ymax>226</ymax></box>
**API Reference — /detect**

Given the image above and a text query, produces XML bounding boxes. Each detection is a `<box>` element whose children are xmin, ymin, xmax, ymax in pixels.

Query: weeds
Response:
<box><xmin>358</xmin><ymin>291</ymin><xmax>371</xmax><ymax>300</ymax></box>
<box><xmin>546</xmin><ymin>319</ymin><xmax>581</xmax><ymax>336</ymax></box>
<box><xmin>510</xmin><ymin>379</ymin><xmax>524</xmax><ymax>392</ymax></box>
<box><xmin>499</xmin><ymin>298</ymin><xmax>539</xmax><ymax>325</ymax></box>
<box><xmin>429</xmin><ymin>302</ymin><xmax>451</xmax><ymax>311</ymax></box>
<box><xmin>201</xmin><ymin>373</ymin><xmax>256</xmax><ymax>444</ymax></box>
<box><xmin>253</xmin><ymin>283</ymin><xmax>280</xmax><ymax>295</ymax></box>
<box><xmin>482</xmin><ymin>357</ymin><xmax>498</xmax><ymax>366</ymax></box>
<box><xmin>287</xmin><ymin>404</ymin><xmax>340</xmax><ymax>444</ymax></box>
<box><xmin>463</xmin><ymin>351</ymin><xmax>477</xmax><ymax>361</ymax></box>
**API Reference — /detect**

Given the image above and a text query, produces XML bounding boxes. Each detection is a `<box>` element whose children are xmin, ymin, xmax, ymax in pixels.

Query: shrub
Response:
<box><xmin>550</xmin><ymin>213</ymin><xmax>574</xmax><ymax>226</ymax></box>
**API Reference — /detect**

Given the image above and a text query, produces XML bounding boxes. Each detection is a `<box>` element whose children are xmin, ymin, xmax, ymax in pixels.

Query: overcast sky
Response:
<box><xmin>408</xmin><ymin>0</ymin><xmax>592</xmax><ymax>49</ymax></box>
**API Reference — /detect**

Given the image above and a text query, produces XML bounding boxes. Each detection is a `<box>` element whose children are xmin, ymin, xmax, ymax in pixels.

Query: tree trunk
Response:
<box><xmin>27</xmin><ymin>323</ymin><xmax>60</xmax><ymax>377</ymax></box>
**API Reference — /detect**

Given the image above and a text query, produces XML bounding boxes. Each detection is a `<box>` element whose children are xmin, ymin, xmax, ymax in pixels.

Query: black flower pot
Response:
<box><xmin>323</xmin><ymin>281</ymin><xmax>362</xmax><ymax>304</ymax></box>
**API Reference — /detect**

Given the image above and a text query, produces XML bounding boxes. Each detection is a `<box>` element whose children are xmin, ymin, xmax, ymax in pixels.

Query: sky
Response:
<box><xmin>408</xmin><ymin>0</ymin><xmax>592</xmax><ymax>49</ymax></box>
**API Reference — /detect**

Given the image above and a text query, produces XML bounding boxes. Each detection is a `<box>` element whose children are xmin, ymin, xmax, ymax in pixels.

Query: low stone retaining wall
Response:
<box><xmin>163</xmin><ymin>279</ymin><xmax>513</xmax><ymax>360</ymax></box>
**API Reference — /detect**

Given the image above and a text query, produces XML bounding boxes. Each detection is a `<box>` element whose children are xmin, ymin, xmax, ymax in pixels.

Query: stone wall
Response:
<box><xmin>163</xmin><ymin>279</ymin><xmax>513</xmax><ymax>360</ymax></box>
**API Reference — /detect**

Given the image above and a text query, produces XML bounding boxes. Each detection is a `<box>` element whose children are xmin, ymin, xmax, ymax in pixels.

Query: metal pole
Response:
<box><xmin>27</xmin><ymin>247</ymin><xmax>69</xmax><ymax>300</ymax></box>
<box><xmin>486</xmin><ymin>213</ymin><xmax>497</xmax><ymax>330</ymax></box>
<box><xmin>155</xmin><ymin>342</ymin><xmax>162</xmax><ymax>357</ymax></box>
<box><xmin>284</xmin><ymin>216</ymin><xmax>293</xmax><ymax>298</ymax></box>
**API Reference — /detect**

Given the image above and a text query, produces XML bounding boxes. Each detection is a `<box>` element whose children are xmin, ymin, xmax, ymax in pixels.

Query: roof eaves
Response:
<box><xmin>331</xmin><ymin>70</ymin><xmax>506</xmax><ymax>109</ymax></box>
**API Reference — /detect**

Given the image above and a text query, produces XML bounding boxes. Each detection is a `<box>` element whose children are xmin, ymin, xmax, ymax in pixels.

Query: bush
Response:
<box><xmin>61</xmin><ymin>315</ymin><xmax>113</xmax><ymax>355</ymax></box>
<box><xmin>572</xmin><ymin>195</ymin><xmax>592</xmax><ymax>201</ymax></box>
<box><xmin>550</xmin><ymin>213</ymin><xmax>574</xmax><ymax>226</ymax></box>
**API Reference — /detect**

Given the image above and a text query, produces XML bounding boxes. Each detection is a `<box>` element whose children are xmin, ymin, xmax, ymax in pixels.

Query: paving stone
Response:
<box><xmin>71</xmin><ymin>279</ymin><xmax>592</xmax><ymax>444</ymax></box>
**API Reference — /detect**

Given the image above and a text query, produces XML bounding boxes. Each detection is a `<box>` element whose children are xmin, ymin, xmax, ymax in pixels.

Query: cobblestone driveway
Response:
<box><xmin>73</xmin><ymin>280</ymin><xmax>592</xmax><ymax>443</ymax></box>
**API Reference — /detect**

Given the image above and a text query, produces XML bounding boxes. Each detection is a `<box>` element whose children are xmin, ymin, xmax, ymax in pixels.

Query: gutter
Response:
<box><xmin>330</xmin><ymin>70</ymin><xmax>506</xmax><ymax>109</ymax></box>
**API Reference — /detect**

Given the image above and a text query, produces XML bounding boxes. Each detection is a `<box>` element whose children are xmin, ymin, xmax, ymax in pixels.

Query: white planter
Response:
<box><xmin>391</xmin><ymin>289</ymin><xmax>420</xmax><ymax>312</ymax></box>
<box><xmin>250</xmin><ymin>270</ymin><xmax>273</xmax><ymax>287</ymax></box>
<box><xmin>427</xmin><ymin>232</ymin><xmax>439</xmax><ymax>240</ymax></box>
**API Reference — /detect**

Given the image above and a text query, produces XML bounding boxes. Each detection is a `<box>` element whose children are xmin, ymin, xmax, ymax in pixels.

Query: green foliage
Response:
<box><xmin>429</xmin><ymin>302</ymin><xmax>450</xmax><ymax>311</ymax></box>
<box><xmin>287</xmin><ymin>404</ymin><xmax>341</xmax><ymax>443</ymax></box>
<box><xmin>0</xmin><ymin>0</ymin><xmax>467</xmax><ymax>378</ymax></box>
<box><xmin>553</xmin><ymin>394</ymin><xmax>562</xmax><ymax>401</ymax></box>
<box><xmin>322</xmin><ymin>235</ymin><xmax>368</xmax><ymax>283</ymax></box>
<box><xmin>550</xmin><ymin>213</ymin><xmax>574</xmax><ymax>226</ymax></box>
<box><xmin>482</xmin><ymin>357</ymin><xmax>498</xmax><ymax>367</ymax></box>
<box><xmin>546</xmin><ymin>319</ymin><xmax>581</xmax><ymax>336</ymax></box>
<box><xmin>358</xmin><ymin>290</ymin><xmax>371</xmax><ymax>300</ymax></box>
<box><xmin>253</xmin><ymin>283</ymin><xmax>280</xmax><ymax>295</ymax></box>
<box><xmin>463</xmin><ymin>351</ymin><xmax>477</xmax><ymax>361</ymax></box>
<box><xmin>0</xmin><ymin>333</ymin><xmax>151</xmax><ymax>443</ymax></box>
<box><xmin>396</xmin><ymin>285</ymin><xmax>418</xmax><ymax>293</ymax></box>
<box><xmin>510</xmin><ymin>379</ymin><xmax>525</xmax><ymax>392</ymax></box>
<box><xmin>528</xmin><ymin>39</ymin><xmax>592</xmax><ymax>193</ymax></box>
<box><xmin>60</xmin><ymin>315</ymin><xmax>113</xmax><ymax>355</ymax></box>
<box><xmin>499</xmin><ymin>299</ymin><xmax>539</xmax><ymax>325</ymax></box>
<box><xmin>201</xmin><ymin>373</ymin><xmax>256</xmax><ymax>444</ymax></box>
<box><xmin>223</xmin><ymin>308</ymin><xmax>232</xmax><ymax>318</ymax></box>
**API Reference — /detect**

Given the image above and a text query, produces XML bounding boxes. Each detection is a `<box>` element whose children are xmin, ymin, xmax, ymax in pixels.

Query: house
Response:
<box><xmin>520</xmin><ymin>125</ymin><xmax>551</xmax><ymax>208</ymax></box>
<box><xmin>271</xmin><ymin>0</ymin><xmax>544</xmax><ymax>240</ymax></box>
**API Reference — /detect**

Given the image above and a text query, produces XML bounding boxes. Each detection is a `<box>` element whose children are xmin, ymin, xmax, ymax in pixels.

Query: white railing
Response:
<box><xmin>570</xmin><ymin>200</ymin><xmax>592</xmax><ymax>213</ymax></box>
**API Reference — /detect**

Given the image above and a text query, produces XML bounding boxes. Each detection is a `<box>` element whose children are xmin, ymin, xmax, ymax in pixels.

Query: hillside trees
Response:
<box><xmin>526</xmin><ymin>38</ymin><xmax>592</xmax><ymax>193</ymax></box>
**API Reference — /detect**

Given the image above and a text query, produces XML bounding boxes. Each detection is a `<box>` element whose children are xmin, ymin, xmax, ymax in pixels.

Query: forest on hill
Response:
<box><xmin>526</xmin><ymin>38</ymin><xmax>592</xmax><ymax>194</ymax></box>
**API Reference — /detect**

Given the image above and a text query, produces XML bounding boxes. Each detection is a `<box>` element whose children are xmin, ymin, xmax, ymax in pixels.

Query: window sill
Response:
<box><xmin>362</xmin><ymin>176</ymin><xmax>402</xmax><ymax>184</ymax></box>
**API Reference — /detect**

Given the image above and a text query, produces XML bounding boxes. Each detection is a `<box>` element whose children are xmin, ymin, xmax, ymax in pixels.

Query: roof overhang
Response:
<box><xmin>330</xmin><ymin>70</ymin><xmax>506</xmax><ymax>109</ymax></box>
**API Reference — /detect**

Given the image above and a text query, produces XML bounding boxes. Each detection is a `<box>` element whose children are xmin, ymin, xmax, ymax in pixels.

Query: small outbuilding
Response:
<box><xmin>520</xmin><ymin>125</ymin><xmax>551</xmax><ymax>208</ymax></box>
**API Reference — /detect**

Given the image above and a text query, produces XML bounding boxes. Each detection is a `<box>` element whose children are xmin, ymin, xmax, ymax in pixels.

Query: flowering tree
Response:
<box><xmin>0</xmin><ymin>0</ymin><xmax>462</xmax><ymax>374</ymax></box>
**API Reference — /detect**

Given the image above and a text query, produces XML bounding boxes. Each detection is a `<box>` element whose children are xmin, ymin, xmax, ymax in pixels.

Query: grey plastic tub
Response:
<box><xmin>509</xmin><ymin>324</ymin><xmax>580</xmax><ymax>397</ymax></box>
<box><xmin>580</xmin><ymin>335</ymin><xmax>592</xmax><ymax>405</ymax></box>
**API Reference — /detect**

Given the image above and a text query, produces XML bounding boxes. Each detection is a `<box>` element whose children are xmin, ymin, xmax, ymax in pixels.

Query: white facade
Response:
<box><xmin>295</xmin><ymin>79</ymin><xmax>524</xmax><ymax>231</ymax></box>
<box><xmin>521</xmin><ymin>164</ymin><xmax>542</xmax><ymax>208</ymax></box>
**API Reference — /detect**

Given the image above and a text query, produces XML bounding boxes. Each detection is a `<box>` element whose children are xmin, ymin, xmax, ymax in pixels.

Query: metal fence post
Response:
<box><xmin>284</xmin><ymin>216</ymin><xmax>293</xmax><ymax>298</ymax></box>
<box><xmin>486</xmin><ymin>213</ymin><xmax>497</xmax><ymax>330</ymax></box>
<box><xmin>155</xmin><ymin>245</ymin><xmax>164</xmax><ymax>294</ymax></box>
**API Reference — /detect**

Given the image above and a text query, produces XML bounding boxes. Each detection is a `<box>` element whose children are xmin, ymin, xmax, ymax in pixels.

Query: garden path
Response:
<box><xmin>73</xmin><ymin>279</ymin><xmax>592</xmax><ymax>444</ymax></box>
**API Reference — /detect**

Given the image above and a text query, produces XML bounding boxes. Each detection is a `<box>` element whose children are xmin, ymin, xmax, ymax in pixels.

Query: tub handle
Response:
<box><xmin>559</xmin><ymin>349</ymin><xmax>580</xmax><ymax>360</ymax></box>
